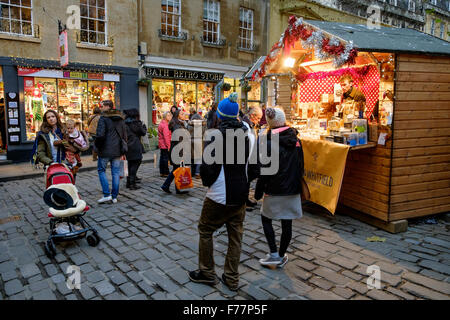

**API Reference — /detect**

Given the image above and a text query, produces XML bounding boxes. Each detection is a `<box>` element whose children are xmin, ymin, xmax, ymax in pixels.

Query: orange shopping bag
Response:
<box><xmin>173</xmin><ymin>163</ymin><xmax>193</xmax><ymax>191</ymax></box>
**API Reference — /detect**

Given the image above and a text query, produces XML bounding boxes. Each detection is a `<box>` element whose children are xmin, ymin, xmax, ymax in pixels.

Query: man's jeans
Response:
<box><xmin>98</xmin><ymin>157</ymin><xmax>121</xmax><ymax>199</ymax></box>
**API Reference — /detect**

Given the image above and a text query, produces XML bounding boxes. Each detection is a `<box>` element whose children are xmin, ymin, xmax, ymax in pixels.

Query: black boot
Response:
<box><xmin>135</xmin><ymin>176</ymin><xmax>142</xmax><ymax>183</ymax></box>
<box><xmin>126</xmin><ymin>177</ymin><xmax>131</xmax><ymax>189</ymax></box>
<box><xmin>129</xmin><ymin>176</ymin><xmax>141</xmax><ymax>190</ymax></box>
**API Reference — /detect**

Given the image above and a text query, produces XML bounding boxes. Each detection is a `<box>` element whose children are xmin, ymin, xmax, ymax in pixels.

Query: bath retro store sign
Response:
<box><xmin>301</xmin><ymin>139</ymin><xmax>350</xmax><ymax>214</ymax></box>
<box><xmin>145</xmin><ymin>67</ymin><xmax>224</xmax><ymax>82</ymax></box>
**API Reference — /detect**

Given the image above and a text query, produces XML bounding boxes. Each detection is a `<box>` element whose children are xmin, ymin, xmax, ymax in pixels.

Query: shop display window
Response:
<box><xmin>58</xmin><ymin>79</ymin><xmax>88</xmax><ymax>130</ymax></box>
<box><xmin>24</xmin><ymin>78</ymin><xmax>58</xmax><ymax>141</ymax></box>
<box><xmin>176</xmin><ymin>80</ymin><xmax>197</xmax><ymax>112</ymax></box>
<box><xmin>152</xmin><ymin>79</ymin><xmax>174</xmax><ymax>124</ymax></box>
<box><xmin>24</xmin><ymin>78</ymin><xmax>116</xmax><ymax>141</ymax></box>
<box><xmin>247</xmin><ymin>80</ymin><xmax>261</xmax><ymax>102</ymax></box>
<box><xmin>197</xmin><ymin>82</ymin><xmax>215</xmax><ymax>117</ymax></box>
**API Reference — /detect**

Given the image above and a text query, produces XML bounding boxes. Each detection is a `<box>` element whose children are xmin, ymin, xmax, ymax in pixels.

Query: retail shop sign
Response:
<box><xmin>59</xmin><ymin>30</ymin><xmax>69</xmax><ymax>67</ymax></box>
<box><xmin>63</xmin><ymin>72</ymin><xmax>104</xmax><ymax>80</ymax></box>
<box><xmin>145</xmin><ymin>67</ymin><xmax>224</xmax><ymax>82</ymax></box>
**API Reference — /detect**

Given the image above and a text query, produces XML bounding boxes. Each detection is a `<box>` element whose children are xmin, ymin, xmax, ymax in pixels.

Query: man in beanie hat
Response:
<box><xmin>189</xmin><ymin>92</ymin><xmax>259</xmax><ymax>291</ymax></box>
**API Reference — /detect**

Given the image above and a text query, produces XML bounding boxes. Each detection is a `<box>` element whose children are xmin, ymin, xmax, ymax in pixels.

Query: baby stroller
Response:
<box><xmin>43</xmin><ymin>163</ymin><xmax>100</xmax><ymax>258</ymax></box>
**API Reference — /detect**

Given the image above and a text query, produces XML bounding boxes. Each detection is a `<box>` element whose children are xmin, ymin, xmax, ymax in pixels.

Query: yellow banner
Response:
<box><xmin>301</xmin><ymin>138</ymin><xmax>350</xmax><ymax>214</ymax></box>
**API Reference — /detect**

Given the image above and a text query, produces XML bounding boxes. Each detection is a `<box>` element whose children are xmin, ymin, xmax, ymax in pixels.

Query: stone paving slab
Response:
<box><xmin>0</xmin><ymin>166</ymin><xmax>449</xmax><ymax>300</ymax></box>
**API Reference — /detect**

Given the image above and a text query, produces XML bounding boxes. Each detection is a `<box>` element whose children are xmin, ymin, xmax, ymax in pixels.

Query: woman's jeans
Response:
<box><xmin>98</xmin><ymin>157</ymin><xmax>121</xmax><ymax>199</ymax></box>
<box><xmin>160</xmin><ymin>149</ymin><xmax>170</xmax><ymax>175</ymax></box>
<box><xmin>191</xmin><ymin>163</ymin><xmax>201</xmax><ymax>176</ymax></box>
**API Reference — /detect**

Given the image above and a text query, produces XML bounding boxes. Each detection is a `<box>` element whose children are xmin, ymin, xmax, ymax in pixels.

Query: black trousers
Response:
<box><xmin>128</xmin><ymin>159</ymin><xmax>142</xmax><ymax>182</ymax></box>
<box><xmin>261</xmin><ymin>215</ymin><xmax>292</xmax><ymax>257</ymax></box>
<box><xmin>159</xmin><ymin>149</ymin><xmax>170</xmax><ymax>175</ymax></box>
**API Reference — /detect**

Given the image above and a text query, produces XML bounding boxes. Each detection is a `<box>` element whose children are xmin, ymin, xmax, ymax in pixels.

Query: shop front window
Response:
<box><xmin>24</xmin><ymin>78</ymin><xmax>58</xmax><ymax>141</ymax></box>
<box><xmin>57</xmin><ymin>79</ymin><xmax>88</xmax><ymax>130</ymax></box>
<box><xmin>0</xmin><ymin>77</ymin><xmax>5</xmax><ymax>151</ymax></box>
<box><xmin>24</xmin><ymin>77</ymin><xmax>116</xmax><ymax>141</ymax></box>
<box><xmin>152</xmin><ymin>79</ymin><xmax>174</xmax><ymax>123</ymax></box>
<box><xmin>197</xmin><ymin>82</ymin><xmax>215</xmax><ymax>117</ymax></box>
<box><xmin>175</xmin><ymin>80</ymin><xmax>196</xmax><ymax>112</ymax></box>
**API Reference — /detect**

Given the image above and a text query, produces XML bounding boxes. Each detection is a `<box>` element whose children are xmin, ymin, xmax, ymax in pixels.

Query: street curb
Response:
<box><xmin>0</xmin><ymin>158</ymin><xmax>155</xmax><ymax>183</ymax></box>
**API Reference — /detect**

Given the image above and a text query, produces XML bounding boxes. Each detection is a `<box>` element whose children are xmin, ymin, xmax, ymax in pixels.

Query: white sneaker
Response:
<box><xmin>98</xmin><ymin>196</ymin><xmax>112</xmax><ymax>203</ymax></box>
<box><xmin>277</xmin><ymin>254</ymin><xmax>288</xmax><ymax>268</ymax></box>
<box><xmin>259</xmin><ymin>253</ymin><xmax>283</xmax><ymax>267</ymax></box>
<box><xmin>112</xmin><ymin>198</ymin><xmax>118</xmax><ymax>204</ymax></box>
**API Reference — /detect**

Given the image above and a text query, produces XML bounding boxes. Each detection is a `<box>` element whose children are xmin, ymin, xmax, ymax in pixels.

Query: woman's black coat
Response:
<box><xmin>125</xmin><ymin>118</ymin><xmax>147</xmax><ymax>161</ymax></box>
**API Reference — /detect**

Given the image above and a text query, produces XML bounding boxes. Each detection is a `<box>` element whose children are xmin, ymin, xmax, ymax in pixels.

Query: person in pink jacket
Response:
<box><xmin>158</xmin><ymin>111</ymin><xmax>172</xmax><ymax>177</ymax></box>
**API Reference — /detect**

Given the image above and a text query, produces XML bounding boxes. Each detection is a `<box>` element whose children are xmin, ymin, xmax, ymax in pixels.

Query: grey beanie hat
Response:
<box><xmin>265</xmin><ymin>107</ymin><xmax>286</xmax><ymax>128</ymax></box>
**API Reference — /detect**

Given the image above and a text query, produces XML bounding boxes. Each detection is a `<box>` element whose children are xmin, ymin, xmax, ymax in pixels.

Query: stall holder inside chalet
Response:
<box><xmin>252</xmin><ymin>18</ymin><xmax>450</xmax><ymax>233</ymax></box>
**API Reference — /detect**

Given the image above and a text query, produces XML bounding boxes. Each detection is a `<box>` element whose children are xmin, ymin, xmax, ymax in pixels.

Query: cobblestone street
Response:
<box><xmin>0</xmin><ymin>164</ymin><xmax>449</xmax><ymax>300</ymax></box>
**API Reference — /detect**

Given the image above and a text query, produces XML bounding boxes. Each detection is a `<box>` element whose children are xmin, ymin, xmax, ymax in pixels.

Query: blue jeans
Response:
<box><xmin>162</xmin><ymin>164</ymin><xmax>180</xmax><ymax>192</ymax></box>
<box><xmin>98</xmin><ymin>157</ymin><xmax>121</xmax><ymax>199</ymax></box>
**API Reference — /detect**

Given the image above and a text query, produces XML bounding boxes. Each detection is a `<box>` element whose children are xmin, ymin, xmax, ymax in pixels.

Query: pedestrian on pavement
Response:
<box><xmin>187</xmin><ymin>112</ymin><xmax>205</xmax><ymax>178</ymax></box>
<box><xmin>158</xmin><ymin>111</ymin><xmax>172</xmax><ymax>177</ymax></box>
<box><xmin>254</xmin><ymin>107</ymin><xmax>304</xmax><ymax>269</ymax></box>
<box><xmin>95</xmin><ymin>100</ymin><xmax>127</xmax><ymax>204</ymax></box>
<box><xmin>206</xmin><ymin>102</ymin><xmax>220</xmax><ymax>129</ymax></box>
<box><xmin>123</xmin><ymin>108</ymin><xmax>147</xmax><ymax>190</ymax></box>
<box><xmin>87</xmin><ymin>106</ymin><xmax>101</xmax><ymax>161</ymax></box>
<box><xmin>33</xmin><ymin>110</ymin><xmax>66</xmax><ymax>167</ymax></box>
<box><xmin>242</xmin><ymin>106</ymin><xmax>263</xmax><ymax>211</ymax></box>
<box><xmin>170</xmin><ymin>105</ymin><xmax>178</xmax><ymax>117</ymax></box>
<box><xmin>160</xmin><ymin>109</ymin><xmax>189</xmax><ymax>194</ymax></box>
<box><xmin>188</xmin><ymin>92</ymin><xmax>259</xmax><ymax>292</ymax></box>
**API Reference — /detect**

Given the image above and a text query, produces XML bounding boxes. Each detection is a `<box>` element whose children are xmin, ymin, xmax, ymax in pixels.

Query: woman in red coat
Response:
<box><xmin>158</xmin><ymin>111</ymin><xmax>172</xmax><ymax>177</ymax></box>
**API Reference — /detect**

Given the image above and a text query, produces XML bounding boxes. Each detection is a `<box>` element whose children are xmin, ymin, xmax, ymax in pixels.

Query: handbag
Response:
<box><xmin>114</xmin><ymin>123</ymin><xmax>128</xmax><ymax>155</ymax></box>
<box><xmin>301</xmin><ymin>177</ymin><xmax>310</xmax><ymax>201</ymax></box>
<box><xmin>173</xmin><ymin>162</ymin><xmax>193</xmax><ymax>191</ymax></box>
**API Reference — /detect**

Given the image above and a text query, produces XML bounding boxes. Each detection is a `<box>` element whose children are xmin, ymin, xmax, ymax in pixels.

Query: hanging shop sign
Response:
<box><xmin>5</xmin><ymin>92</ymin><xmax>21</xmax><ymax>145</ymax></box>
<box><xmin>145</xmin><ymin>67</ymin><xmax>224</xmax><ymax>82</ymax></box>
<box><xmin>59</xmin><ymin>30</ymin><xmax>69</xmax><ymax>67</ymax></box>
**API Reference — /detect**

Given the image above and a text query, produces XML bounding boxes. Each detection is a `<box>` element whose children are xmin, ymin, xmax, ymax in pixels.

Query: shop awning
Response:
<box><xmin>243</xmin><ymin>56</ymin><xmax>267</xmax><ymax>80</ymax></box>
<box><xmin>305</xmin><ymin>20</ymin><xmax>450</xmax><ymax>56</ymax></box>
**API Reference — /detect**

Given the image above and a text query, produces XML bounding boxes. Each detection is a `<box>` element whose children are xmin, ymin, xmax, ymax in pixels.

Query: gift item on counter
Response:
<box><xmin>358</xmin><ymin>132</ymin><xmax>368</xmax><ymax>145</ymax></box>
<box><xmin>369</xmin><ymin>123</ymin><xmax>378</xmax><ymax>142</ymax></box>
<box><xmin>319</xmin><ymin>118</ymin><xmax>327</xmax><ymax>130</ymax></box>
<box><xmin>347</xmin><ymin>133</ymin><xmax>358</xmax><ymax>146</ymax></box>
<box><xmin>352</xmin><ymin>119</ymin><xmax>368</xmax><ymax>134</ymax></box>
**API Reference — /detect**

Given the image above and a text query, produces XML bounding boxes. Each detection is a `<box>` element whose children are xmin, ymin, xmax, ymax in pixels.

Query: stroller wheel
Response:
<box><xmin>45</xmin><ymin>240</ymin><xmax>56</xmax><ymax>258</ymax></box>
<box><xmin>87</xmin><ymin>233</ymin><xmax>100</xmax><ymax>247</ymax></box>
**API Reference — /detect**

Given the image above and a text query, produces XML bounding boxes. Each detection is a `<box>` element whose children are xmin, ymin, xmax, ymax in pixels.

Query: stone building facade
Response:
<box><xmin>0</xmin><ymin>0</ymin><xmax>139</xmax><ymax>161</ymax></box>
<box><xmin>137</xmin><ymin>0</ymin><xmax>270</xmax><ymax>125</ymax></box>
<box><xmin>423</xmin><ymin>0</ymin><xmax>449</xmax><ymax>41</ymax></box>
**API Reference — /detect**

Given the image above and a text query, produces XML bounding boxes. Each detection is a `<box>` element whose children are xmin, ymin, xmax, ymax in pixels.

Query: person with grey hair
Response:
<box><xmin>242</xmin><ymin>106</ymin><xmax>263</xmax><ymax>211</ymax></box>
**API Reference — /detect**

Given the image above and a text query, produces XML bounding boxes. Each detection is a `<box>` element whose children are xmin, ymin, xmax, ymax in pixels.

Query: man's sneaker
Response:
<box><xmin>277</xmin><ymin>254</ymin><xmax>288</xmax><ymax>268</ymax></box>
<box><xmin>112</xmin><ymin>198</ymin><xmax>118</xmax><ymax>204</ymax></box>
<box><xmin>259</xmin><ymin>254</ymin><xmax>283</xmax><ymax>270</ymax></box>
<box><xmin>98</xmin><ymin>196</ymin><xmax>112</xmax><ymax>204</ymax></box>
<box><xmin>188</xmin><ymin>270</ymin><xmax>219</xmax><ymax>286</ymax></box>
<box><xmin>221</xmin><ymin>274</ymin><xmax>238</xmax><ymax>292</ymax></box>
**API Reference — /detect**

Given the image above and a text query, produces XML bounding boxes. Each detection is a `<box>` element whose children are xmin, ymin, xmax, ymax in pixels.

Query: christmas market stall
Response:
<box><xmin>252</xmin><ymin>17</ymin><xmax>450</xmax><ymax>232</ymax></box>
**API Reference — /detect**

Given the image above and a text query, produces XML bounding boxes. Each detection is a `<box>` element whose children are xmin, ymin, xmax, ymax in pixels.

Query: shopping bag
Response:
<box><xmin>141</xmin><ymin>134</ymin><xmax>151</xmax><ymax>153</ymax></box>
<box><xmin>173</xmin><ymin>163</ymin><xmax>193</xmax><ymax>191</ymax></box>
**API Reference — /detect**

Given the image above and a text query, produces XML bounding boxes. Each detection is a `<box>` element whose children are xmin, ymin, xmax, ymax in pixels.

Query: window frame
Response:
<box><xmin>439</xmin><ymin>21</ymin><xmax>445</xmax><ymax>39</ymax></box>
<box><xmin>389</xmin><ymin>0</ymin><xmax>397</xmax><ymax>6</ymax></box>
<box><xmin>239</xmin><ymin>7</ymin><xmax>254</xmax><ymax>50</ymax></box>
<box><xmin>0</xmin><ymin>0</ymin><xmax>34</xmax><ymax>37</ymax></box>
<box><xmin>80</xmin><ymin>0</ymin><xmax>108</xmax><ymax>46</ymax></box>
<box><xmin>430</xmin><ymin>19</ymin><xmax>435</xmax><ymax>36</ymax></box>
<box><xmin>408</xmin><ymin>0</ymin><xmax>415</xmax><ymax>12</ymax></box>
<box><xmin>161</xmin><ymin>0</ymin><xmax>181</xmax><ymax>38</ymax></box>
<box><xmin>203</xmin><ymin>0</ymin><xmax>220</xmax><ymax>44</ymax></box>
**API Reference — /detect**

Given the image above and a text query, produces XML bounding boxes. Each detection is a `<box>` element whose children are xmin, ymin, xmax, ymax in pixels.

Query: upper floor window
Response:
<box><xmin>389</xmin><ymin>0</ymin><xmax>397</xmax><ymax>6</ymax></box>
<box><xmin>203</xmin><ymin>0</ymin><xmax>220</xmax><ymax>44</ymax></box>
<box><xmin>0</xmin><ymin>0</ymin><xmax>33</xmax><ymax>36</ymax></box>
<box><xmin>80</xmin><ymin>0</ymin><xmax>107</xmax><ymax>46</ymax></box>
<box><xmin>430</xmin><ymin>19</ymin><xmax>435</xmax><ymax>35</ymax></box>
<box><xmin>239</xmin><ymin>7</ymin><xmax>254</xmax><ymax>50</ymax></box>
<box><xmin>408</xmin><ymin>0</ymin><xmax>415</xmax><ymax>12</ymax></box>
<box><xmin>440</xmin><ymin>22</ymin><xmax>445</xmax><ymax>39</ymax></box>
<box><xmin>161</xmin><ymin>0</ymin><xmax>181</xmax><ymax>38</ymax></box>
<box><xmin>430</xmin><ymin>0</ymin><xmax>437</xmax><ymax>5</ymax></box>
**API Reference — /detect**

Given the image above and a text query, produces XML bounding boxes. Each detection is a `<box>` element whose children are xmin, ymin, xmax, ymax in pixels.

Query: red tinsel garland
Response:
<box><xmin>295</xmin><ymin>65</ymin><xmax>371</xmax><ymax>82</ymax></box>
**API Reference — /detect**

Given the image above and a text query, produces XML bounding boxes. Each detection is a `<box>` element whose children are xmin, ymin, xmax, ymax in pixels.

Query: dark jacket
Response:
<box><xmin>200</xmin><ymin>118</ymin><xmax>259</xmax><ymax>206</ymax></box>
<box><xmin>125</xmin><ymin>118</ymin><xmax>147</xmax><ymax>161</ymax></box>
<box><xmin>187</xmin><ymin>119</ymin><xmax>206</xmax><ymax>161</ymax></box>
<box><xmin>255</xmin><ymin>127</ymin><xmax>304</xmax><ymax>199</ymax></box>
<box><xmin>95</xmin><ymin>110</ymin><xmax>127</xmax><ymax>159</ymax></box>
<box><xmin>35</xmin><ymin>128</ymin><xmax>65</xmax><ymax>166</ymax></box>
<box><xmin>206</xmin><ymin>109</ymin><xmax>220</xmax><ymax>129</ymax></box>
<box><xmin>169</xmin><ymin>116</ymin><xmax>188</xmax><ymax>164</ymax></box>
